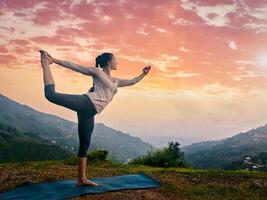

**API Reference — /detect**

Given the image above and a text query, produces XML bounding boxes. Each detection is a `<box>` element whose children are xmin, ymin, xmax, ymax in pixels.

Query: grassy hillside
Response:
<box><xmin>0</xmin><ymin>160</ymin><xmax>266</xmax><ymax>200</ymax></box>
<box><xmin>182</xmin><ymin>124</ymin><xmax>267</xmax><ymax>169</ymax></box>
<box><xmin>0</xmin><ymin>122</ymin><xmax>73</xmax><ymax>163</ymax></box>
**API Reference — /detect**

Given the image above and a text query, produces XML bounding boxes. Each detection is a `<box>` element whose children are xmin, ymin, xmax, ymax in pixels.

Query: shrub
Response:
<box><xmin>63</xmin><ymin>156</ymin><xmax>78</xmax><ymax>166</ymax></box>
<box><xmin>87</xmin><ymin>149</ymin><xmax>108</xmax><ymax>162</ymax></box>
<box><xmin>64</xmin><ymin>149</ymin><xmax>109</xmax><ymax>165</ymax></box>
<box><xmin>129</xmin><ymin>141</ymin><xmax>187</xmax><ymax>168</ymax></box>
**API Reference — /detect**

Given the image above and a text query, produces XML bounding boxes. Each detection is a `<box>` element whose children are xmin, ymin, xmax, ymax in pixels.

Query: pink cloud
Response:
<box><xmin>0</xmin><ymin>54</ymin><xmax>19</xmax><ymax>68</ymax></box>
<box><xmin>9</xmin><ymin>39</ymin><xmax>31</xmax><ymax>45</ymax></box>
<box><xmin>29</xmin><ymin>36</ymin><xmax>80</xmax><ymax>47</ymax></box>
<box><xmin>0</xmin><ymin>45</ymin><xmax>8</xmax><ymax>53</ymax></box>
<box><xmin>14</xmin><ymin>46</ymin><xmax>30</xmax><ymax>54</ymax></box>
<box><xmin>13</xmin><ymin>12</ymin><xmax>28</xmax><ymax>17</ymax></box>
<box><xmin>0</xmin><ymin>26</ymin><xmax>16</xmax><ymax>35</ymax></box>
<box><xmin>55</xmin><ymin>27</ymin><xmax>91</xmax><ymax>39</ymax></box>
<box><xmin>192</xmin><ymin>0</ymin><xmax>235</xmax><ymax>6</ymax></box>
<box><xmin>67</xmin><ymin>1</ymin><xmax>96</xmax><ymax>20</ymax></box>
<box><xmin>207</xmin><ymin>13</ymin><xmax>218</xmax><ymax>19</ymax></box>
<box><xmin>32</xmin><ymin>4</ymin><xmax>67</xmax><ymax>26</ymax></box>
<box><xmin>241</xmin><ymin>0</ymin><xmax>266</xmax><ymax>9</ymax></box>
<box><xmin>0</xmin><ymin>0</ymin><xmax>36</xmax><ymax>9</ymax></box>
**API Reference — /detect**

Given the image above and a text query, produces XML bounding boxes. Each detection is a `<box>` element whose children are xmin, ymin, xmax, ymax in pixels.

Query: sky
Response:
<box><xmin>1</xmin><ymin>0</ymin><xmax>267</xmax><ymax>148</ymax></box>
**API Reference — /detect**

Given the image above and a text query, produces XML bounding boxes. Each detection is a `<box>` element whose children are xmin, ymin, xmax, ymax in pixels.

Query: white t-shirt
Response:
<box><xmin>85</xmin><ymin>70</ymin><xmax>118</xmax><ymax>114</ymax></box>
<box><xmin>55</xmin><ymin>60</ymin><xmax>139</xmax><ymax>114</ymax></box>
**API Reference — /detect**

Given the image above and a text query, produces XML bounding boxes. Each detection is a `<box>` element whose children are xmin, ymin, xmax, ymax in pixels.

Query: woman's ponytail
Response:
<box><xmin>95</xmin><ymin>55</ymin><xmax>100</xmax><ymax>68</ymax></box>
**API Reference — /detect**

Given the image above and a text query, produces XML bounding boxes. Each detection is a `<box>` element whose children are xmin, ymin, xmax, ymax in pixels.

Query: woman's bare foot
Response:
<box><xmin>76</xmin><ymin>178</ymin><xmax>98</xmax><ymax>187</ymax></box>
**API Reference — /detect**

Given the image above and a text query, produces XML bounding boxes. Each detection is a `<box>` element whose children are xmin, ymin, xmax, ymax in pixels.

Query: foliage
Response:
<box><xmin>129</xmin><ymin>141</ymin><xmax>188</xmax><ymax>168</ymax></box>
<box><xmin>87</xmin><ymin>149</ymin><xmax>108</xmax><ymax>162</ymax></box>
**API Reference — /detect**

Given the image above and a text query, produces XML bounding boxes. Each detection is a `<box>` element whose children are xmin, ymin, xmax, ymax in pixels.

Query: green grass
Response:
<box><xmin>183</xmin><ymin>183</ymin><xmax>267</xmax><ymax>200</ymax></box>
<box><xmin>0</xmin><ymin>160</ymin><xmax>267</xmax><ymax>199</ymax></box>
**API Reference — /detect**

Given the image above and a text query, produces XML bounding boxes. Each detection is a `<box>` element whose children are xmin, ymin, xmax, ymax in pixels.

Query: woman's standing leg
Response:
<box><xmin>76</xmin><ymin>111</ymin><xmax>98</xmax><ymax>186</ymax></box>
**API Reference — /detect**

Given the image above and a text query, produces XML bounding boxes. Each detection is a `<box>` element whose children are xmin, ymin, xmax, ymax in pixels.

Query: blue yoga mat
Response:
<box><xmin>0</xmin><ymin>172</ymin><xmax>161</xmax><ymax>200</ymax></box>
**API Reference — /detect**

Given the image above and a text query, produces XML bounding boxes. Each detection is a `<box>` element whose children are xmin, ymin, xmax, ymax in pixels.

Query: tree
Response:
<box><xmin>129</xmin><ymin>141</ymin><xmax>188</xmax><ymax>168</ymax></box>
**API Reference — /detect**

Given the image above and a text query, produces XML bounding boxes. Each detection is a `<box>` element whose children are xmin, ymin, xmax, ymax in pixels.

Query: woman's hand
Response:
<box><xmin>39</xmin><ymin>50</ymin><xmax>52</xmax><ymax>65</ymax></box>
<box><xmin>44</xmin><ymin>51</ymin><xmax>55</xmax><ymax>63</ymax></box>
<box><xmin>143</xmin><ymin>65</ymin><xmax>151</xmax><ymax>75</ymax></box>
<box><xmin>39</xmin><ymin>50</ymin><xmax>54</xmax><ymax>64</ymax></box>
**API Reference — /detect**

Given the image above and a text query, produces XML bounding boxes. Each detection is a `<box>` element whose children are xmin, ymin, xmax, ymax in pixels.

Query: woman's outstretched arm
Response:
<box><xmin>41</xmin><ymin>50</ymin><xmax>99</xmax><ymax>76</ymax></box>
<box><xmin>116</xmin><ymin>73</ymin><xmax>145</xmax><ymax>87</ymax></box>
<box><xmin>116</xmin><ymin>66</ymin><xmax>151</xmax><ymax>87</ymax></box>
<box><xmin>53</xmin><ymin>59</ymin><xmax>98</xmax><ymax>76</ymax></box>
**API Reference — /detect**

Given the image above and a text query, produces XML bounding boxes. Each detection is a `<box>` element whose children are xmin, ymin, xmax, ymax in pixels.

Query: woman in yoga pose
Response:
<box><xmin>39</xmin><ymin>50</ymin><xmax>151</xmax><ymax>186</ymax></box>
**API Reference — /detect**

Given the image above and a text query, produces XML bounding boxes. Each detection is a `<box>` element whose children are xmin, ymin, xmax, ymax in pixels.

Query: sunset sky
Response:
<box><xmin>1</xmin><ymin>0</ymin><xmax>267</xmax><ymax>147</ymax></box>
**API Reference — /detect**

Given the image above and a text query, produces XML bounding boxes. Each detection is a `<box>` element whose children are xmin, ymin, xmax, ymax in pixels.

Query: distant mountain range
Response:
<box><xmin>0</xmin><ymin>122</ymin><xmax>73</xmax><ymax>163</ymax></box>
<box><xmin>0</xmin><ymin>93</ymin><xmax>155</xmax><ymax>163</ymax></box>
<box><xmin>182</xmin><ymin>124</ymin><xmax>267</xmax><ymax>169</ymax></box>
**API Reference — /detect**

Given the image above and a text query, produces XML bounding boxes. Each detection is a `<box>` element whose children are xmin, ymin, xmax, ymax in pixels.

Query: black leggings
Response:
<box><xmin>44</xmin><ymin>84</ymin><xmax>97</xmax><ymax>158</ymax></box>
